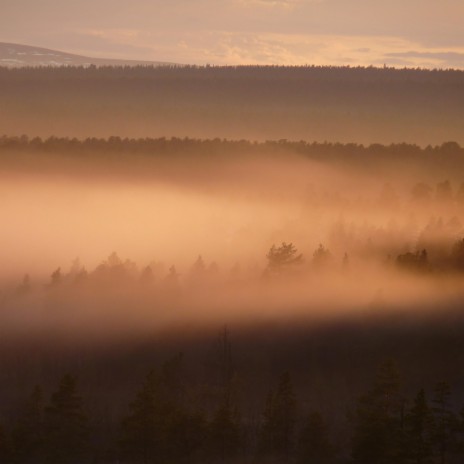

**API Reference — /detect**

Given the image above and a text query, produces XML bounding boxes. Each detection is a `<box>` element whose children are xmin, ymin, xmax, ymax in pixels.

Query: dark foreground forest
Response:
<box><xmin>2</xmin><ymin>311</ymin><xmax>464</xmax><ymax>464</ymax></box>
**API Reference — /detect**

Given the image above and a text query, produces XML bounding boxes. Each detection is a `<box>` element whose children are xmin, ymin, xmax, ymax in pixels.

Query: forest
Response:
<box><xmin>2</xmin><ymin>64</ymin><xmax>464</xmax><ymax>463</ymax></box>
<box><xmin>2</xmin><ymin>132</ymin><xmax>464</xmax><ymax>462</ymax></box>
<box><xmin>1</xmin><ymin>65</ymin><xmax>464</xmax><ymax>144</ymax></box>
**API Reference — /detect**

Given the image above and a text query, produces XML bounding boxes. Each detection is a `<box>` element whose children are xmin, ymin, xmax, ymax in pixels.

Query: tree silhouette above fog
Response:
<box><xmin>312</xmin><ymin>244</ymin><xmax>332</xmax><ymax>268</ymax></box>
<box><xmin>396</xmin><ymin>249</ymin><xmax>429</xmax><ymax>272</ymax></box>
<box><xmin>266</xmin><ymin>242</ymin><xmax>303</xmax><ymax>273</ymax></box>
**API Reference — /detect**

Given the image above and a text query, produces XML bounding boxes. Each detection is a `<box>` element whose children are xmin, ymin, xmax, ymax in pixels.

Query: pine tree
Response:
<box><xmin>430</xmin><ymin>382</ymin><xmax>458</xmax><ymax>464</ymax></box>
<box><xmin>266</xmin><ymin>242</ymin><xmax>303</xmax><ymax>273</ymax></box>
<box><xmin>259</xmin><ymin>371</ymin><xmax>297</xmax><ymax>462</ymax></box>
<box><xmin>121</xmin><ymin>357</ymin><xmax>206</xmax><ymax>464</ymax></box>
<box><xmin>296</xmin><ymin>411</ymin><xmax>335</xmax><ymax>464</ymax></box>
<box><xmin>161</xmin><ymin>353</ymin><xmax>206</xmax><ymax>463</ymax></box>
<box><xmin>120</xmin><ymin>370</ymin><xmax>163</xmax><ymax>464</ymax></box>
<box><xmin>43</xmin><ymin>374</ymin><xmax>88</xmax><ymax>464</ymax></box>
<box><xmin>351</xmin><ymin>359</ymin><xmax>404</xmax><ymax>464</ymax></box>
<box><xmin>208</xmin><ymin>327</ymin><xmax>241</xmax><ymax>462</ymax></box>
<box><xmin>209</xmin><ymin>400</ymin><xmax>241</xmax><ymax>462</ymax></box>
<box><xmin>12</xmin><ymin>385</ymin><xmax>44</xmax><ymax>463</ymax></box>
<box><xmin>404</xmin><ymin>389</ymin><xmax>433</xmax><ymax>464</ymax></box>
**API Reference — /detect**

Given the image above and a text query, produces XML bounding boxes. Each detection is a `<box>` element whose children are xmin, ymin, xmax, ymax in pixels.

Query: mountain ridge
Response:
<box><xmin>0</xmin><ymin>42</ymin><xmax>177</xmax><ymax>67</ymax></box>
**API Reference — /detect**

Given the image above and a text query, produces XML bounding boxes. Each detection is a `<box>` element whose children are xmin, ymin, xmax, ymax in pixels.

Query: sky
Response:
<box><xmin>1</xmin><ymin>0</ymin><xmax>464</xmax><ymax>68</ymax></box>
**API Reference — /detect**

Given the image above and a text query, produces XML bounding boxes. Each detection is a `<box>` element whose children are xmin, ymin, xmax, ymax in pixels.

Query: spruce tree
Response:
<box><xmin>209</xmin><ymin>399</ymin><xmax>241</xmax><ymax>462</ymax></box>
<box><xmin>351</xmin><ymin>359</ymin><xmax>404</xmax><ymax>464</ymax></box>
<box><xmin>404</xmin><ymin>388</ymin><xmax>433</xmax><ymax>464</ymax></box>
<box><xmin>430</xmin><ymin>382</ymin><xmax>458</xmax><ymax>464</ymax></box>
<box><xmin>12</xmin><ymin>385</ymin><xmax>44</xmax><ymax>463</ymax></box>
<box><xmin>43</xmin><ymin>374</ymin><xmax>88</xmax><ymax>464</ymax></box>
<box><xmin>121</xmin><ymin>357</ymin><xmax>206</xmax><ymax>464</ymax></box>
<box><xmin>120</xmin><ymin>370</ymin><xmax>163</xmax><ymax>464</ymax></box>
<box><xmin>259</xmin><ymin>371</ymin><xmax>296</xmax><ymax>461</ymax></box>
<box><xmin>296</xmin><ymin>411</ymin><xmax>335</xmax><ymax>464</ymax></box>
<box><xmin>208</xmin><ymin>328</ymin><xmax>241</xmax><ymax>462</ymax></box>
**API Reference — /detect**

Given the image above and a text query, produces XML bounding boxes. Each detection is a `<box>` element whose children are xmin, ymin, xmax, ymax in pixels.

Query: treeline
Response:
<box><xmin>1</xmin><ymin>351</ymin><xmax>464</xmax><ymax>464</ymax></box>
<box><xmin>1</xmin><ymin>63</ymin><xmax>464</xmax><ymax>83</ymax></box>
<box><xmin>8</xmin><ymin>237</ymin><xmax>464</xmax><ymax>300</ymax></box>
<box><xmin>1</xmin><ymin>135</ymin><xmax>463</xmax><ymax>165</ymax></box>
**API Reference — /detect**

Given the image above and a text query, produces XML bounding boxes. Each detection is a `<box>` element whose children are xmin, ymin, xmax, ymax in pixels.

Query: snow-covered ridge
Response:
<box><xmin>0</xmin><ymin>42</ymin><xmax>175</xmax><ymax>67</ymax></box>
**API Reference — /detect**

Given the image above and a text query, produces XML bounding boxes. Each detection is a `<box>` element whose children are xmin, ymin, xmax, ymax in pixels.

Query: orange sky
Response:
<box><xmin>1</xmin><ymin>0</ymin><xmax>464</xmax><ymax>67</ymax></box>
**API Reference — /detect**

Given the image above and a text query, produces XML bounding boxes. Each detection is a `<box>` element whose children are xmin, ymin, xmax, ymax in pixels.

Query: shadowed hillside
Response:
<box><xmin>1</xmin><ymin>65</ymin><xmax>464</xmax><ymax>144</ymax></box>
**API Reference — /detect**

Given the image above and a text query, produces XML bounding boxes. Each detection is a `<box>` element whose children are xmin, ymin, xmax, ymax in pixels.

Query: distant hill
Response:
<box><xmin>0</xmin><ymin>42</ymin><xmax>177</xmax><ymax>67</ymax></box>
<box><xmin>1</xmin><ymin>64</ymin><xmax>464</xmax><ymax>145</ymax></box>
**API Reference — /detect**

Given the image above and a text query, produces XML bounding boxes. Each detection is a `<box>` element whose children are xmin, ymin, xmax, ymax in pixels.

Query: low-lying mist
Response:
<box><xmin>2</xmin><ymin>139</ymin><xmax>464</xmax><ymax>344</ymax></box>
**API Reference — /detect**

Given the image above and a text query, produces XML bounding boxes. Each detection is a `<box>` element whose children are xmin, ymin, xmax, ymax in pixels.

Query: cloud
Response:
<box><xmin>237</xmin><ymin>0</ymin><xmax>306</xmax><ymax>8</ymax></box>
<box><xmin>154</xmin><ymin>31</ymin><xmax>464</xmax><ymax>69</ymax></box>
<box><xmin>1</xmin><ymin>0</ymin><xmax>464</xmax><ymax>68</ymax></box>
<box><xmin>385</xmin><ymin>51</ymin><xmax>464</xmax><ymax>68</ymax></box>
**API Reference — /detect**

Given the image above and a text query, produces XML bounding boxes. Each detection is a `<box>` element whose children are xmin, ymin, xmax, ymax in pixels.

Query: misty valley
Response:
<box><xmin>2</xmin><ymin>66</ymin><xmax>464</xmax><ymax>464</ymax></box>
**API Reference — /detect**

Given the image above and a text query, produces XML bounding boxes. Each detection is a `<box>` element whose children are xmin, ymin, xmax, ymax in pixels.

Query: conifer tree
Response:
<box><xmin>404</xmin><ymin>388</ymin><xmax>433</xmax><ymax>464</ymax></box>
<box><xmin>209</xmin><ymin>327</ymin><xmax>241</xmax><ymax>462</ymax></box>
<box><xmin>120</xmin><ymin>370</ymin><xmax>163</xmax><ymax>464</ymax></box>
<box><xmin>259</xmin><ymin>371</ymin><xmax>296</xmax><ymax>461</ymax></box>
<box><xmin>43</xmin><ymin>375</ymin><xmax>88</xmax><ymax>464</ymax></box>
<box><xmin>12</xmin><ymin>385</ymin><xmax>44</xmax><ymax>463</ymax></box>
<box><xmin>351</xmin><ymin>359</ymin><xmax>404</xmax><ymax>464</ymax></box>
<box><xmin>296</xmin><ymin>411</ymin><xmax>335</xmax><ymax>464</ymax></box>
<box><xmin>430</xmin><ymin>382</ymin><xmax>458</xmax><ymax>464</ymax></box>
<box><xmin>209</xmin><ymin>399</ymin><xmax>241</xmax><ymax>462</ymax></box>
<box><xmin>121</xmin><ymin>357</ymin><xmax>206</xmax><ymax>464</ymax></box>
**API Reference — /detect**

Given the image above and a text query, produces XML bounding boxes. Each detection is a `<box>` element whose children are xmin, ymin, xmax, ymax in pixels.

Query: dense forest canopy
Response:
<box><xmin>1</xmin><ymin>65</ymin><xmax>464</xmax><ymax>144</ymax></box>
<box><xmin>0</xmin><ymin>135</ymin><xmax>463</xmax><ymax>181</ymax></box>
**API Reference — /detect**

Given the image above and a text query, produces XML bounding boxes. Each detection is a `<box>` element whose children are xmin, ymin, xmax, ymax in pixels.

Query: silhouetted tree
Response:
<box><xmin>450</xmin><ymin>238</ymin><xmax>464</xmax><ymax>271</ymax></box>
<box><xmin>266</xmin><ymin>242</ymin><xmax>303</xmax><ymax>273</ymax></box>
<box><xmin>404</xmin><ymin>389</ymin><xmax>433</xmax><ymax>464</ymax></box>
<box><xmin>209</xmin><ymin>400</ymin><xmax>241</xmax><ymax>463</ymax></box>
<box><xmin>351</xmin><ymin>359</ymin><xmax>404</xmax><ymax>464</ymax></box>
<box><xmin>208</xmin><ymin>328</ymin><xmax>241</xmax><ymax>462</ymax></box>
<box><xmin>191</xmin><ymin>255</ymin><xmax>206</xmax><ymax>275</ymax></box>
<box><xmin>121</xmin><ymin>356</ymin><xmax>205</xmax><ymax>464</ymax></box>
<box><xmin>164</xmin><ymin>265</ymin><xmax>180</xmax><ymax>292</ymax></box>
<box><xmin>12</xmin><ymin>386</ymin><xmax>44</xmax><ymax>463</ymax></box>
<box><xmin>43</xmin><ymin>375</ymin><xmax>88</xmax><ymax>464</ymax></box>
<box><xmin>259</xmin><ymin>371</ymin><xmax>296</xmax><ymax>461</ymax></box>
<box><xmin>396</xmin><ymin>250</ymin><xmax>428</xmax><ymax>272</ymax></box>
<box><xmin>430</xmin><ymin>382</ymin><xmax>459</xmax><ymax>464</ymax></box>
<box><xmin>312</xmin><ymin>244</ymin><xmax>332</xmax><ymax>268</ymax></box>
<box><xmin>16</xmin><ymin>274</ymin><xmax>31</xmax><ymax>295</ymax></box>
<box><xmin>50</xmin><ymin>267</ymin><xmax>62</xmax><ymax>286</ymax></box>
<box><xmin>120</xmin><ymin>370</ymin><xmax>163</xmax><ymax>464</ymax></box>
<box><xmin>296</xmin><ymin>411</ymin><xmax>335</xmax><ymax>464</ymax></box>
<box><xmin>140</xmin><ymin>265</ymin><xmax>154</xmax><ymax>285</ymax></box>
